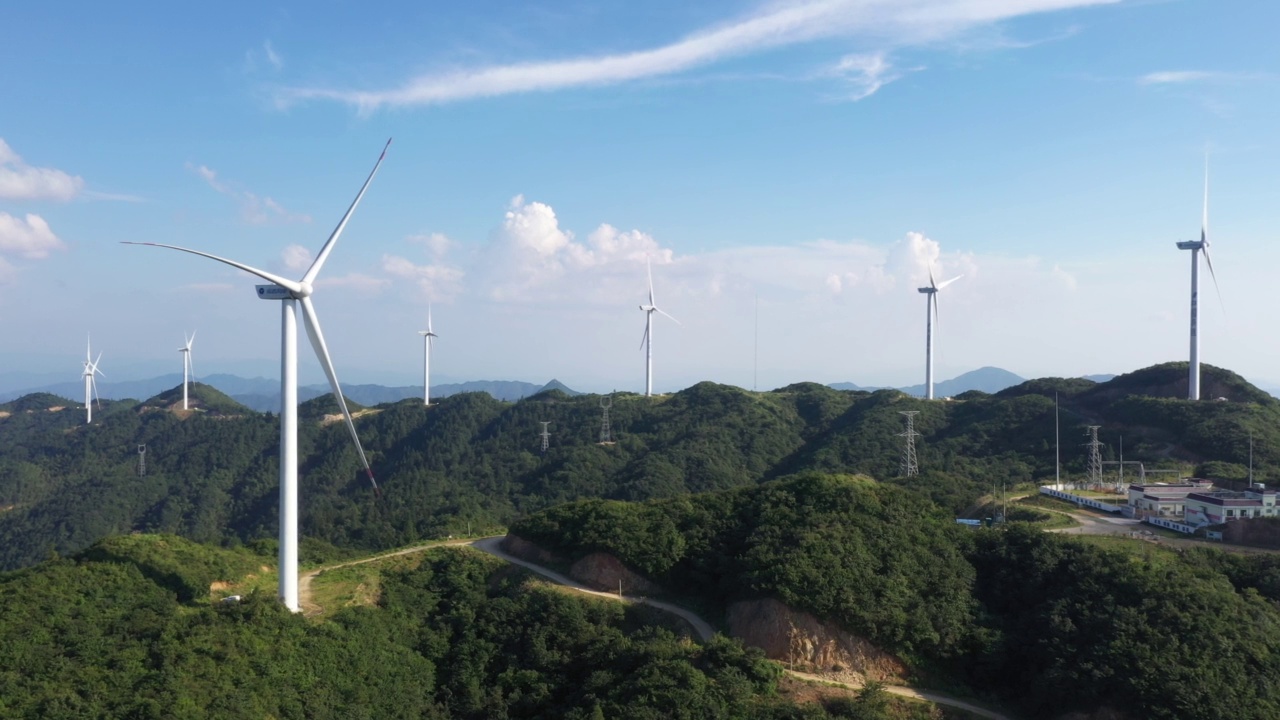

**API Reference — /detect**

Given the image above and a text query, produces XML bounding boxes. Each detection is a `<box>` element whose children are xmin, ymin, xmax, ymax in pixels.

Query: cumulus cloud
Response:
<box><xmin>382</xmin><ymin>253</ymin><xmax>466</xmax><ymax>301</ymax></box>
<box><xmin>280</xmin><ymin>0</ymin><xmax>1119</xmax><ymax>112</ymax></box>
<box><xmin>0</xmin><ymin>138</ymin><xmax>84</xmax><ymax>201</ymax></box>
<box><xmin>281</xmin><ymin>244</ymin><xmax>313</xmax><ymax>272</ymax></box>
<box><xmin>188</xmin><ymin>163</ymin><xmax>311</xmax><ymax>225</ymax></box>
<box><xmin>0</xmin><ymin>212</ymin><xmax>65</xmax><ymax>259</ymax></box>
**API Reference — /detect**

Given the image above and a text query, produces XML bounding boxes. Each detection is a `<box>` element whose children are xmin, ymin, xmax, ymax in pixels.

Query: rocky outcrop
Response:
<box><xmin>569</xmin><ymin>553</ymin><xmax>662</xmax><ymax>595</ymax></box>
<box><xmin>727</xmin><ymin>598</ymin><xmax>906</xmax><ymax>685</ymax></box>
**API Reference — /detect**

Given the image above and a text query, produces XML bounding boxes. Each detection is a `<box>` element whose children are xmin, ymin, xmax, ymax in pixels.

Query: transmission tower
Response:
<box><xmin>539</xmin><ymin>421</ymin><xmax>551</xmax><ymax>454</ymax></box>
<box><xmin>1084</xmin><ymin>426</ymin><xmax>1103</xmax><ymax>487</ymax></box>
<box><xmin>137</xmin><ymin>444</ymin><xmax>146</xmax><ymax>477</ymax></box>
<box><xmin>599</xmin><ymin>395</ymin><xmax>614</xmax><ymax>444</ymax></box>
<box><xmin>898</xmin><ymin>411</ymin><xmax>920</xmax><ymax>477</ymax></box>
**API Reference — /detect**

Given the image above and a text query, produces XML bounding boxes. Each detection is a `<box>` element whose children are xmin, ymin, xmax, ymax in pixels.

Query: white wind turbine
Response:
<box><xmin>124</xmin><ymin>139</ymin><xmax>389</xmax><ymax>612</ymax></box>
<box><xmin>1176</xmin><ymin>159</ymin><xmax>1220</xmax><ymax>401</ymax></box>
<box><xmin>418</xmin><ymin>304</ymin><xmax>438</xmax><ymax>406</ymax></box>
<box><xmin>917</xmin><ymin>267</ymin><xmax>962</xmax><ymax>401</ymax></box>
<box><xmin>639</xmin><ymin>257</ymin><xmax>679</xmax><ymax>397</ymax></box>
<box><xmin>179</xmin><ymin>332</ymin><xmax>195</xmax><ymax>410</ymax></box>
<box><xmin>82</xmin><ymin>335</ymin><xmax>104</xmax><ymax>424</ymax></box>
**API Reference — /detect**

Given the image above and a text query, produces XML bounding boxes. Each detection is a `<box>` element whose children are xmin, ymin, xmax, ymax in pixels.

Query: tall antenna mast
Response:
<box><xmin>599</xmin><ymin>395</ymin><xmax>614</xmax><ymax>444</ymax></box>
<box><xmin>1055</xmin><ymin>392</ymin><xmax>1060</xmax><ymax>486</ymax></box>
<box><xmin>1085</xmin><ymin>426</ymin><xmax>1103</xmax><ymax>488</ymax></box>
<box><xmin>539</xmin><ymin>421</ymin><xmax>551</xmax><ymax>454</ymax></box>
<box><xmin>138</xmin><ymin>444</ymin><xmax>146</xmax><ymax>477</ymax></box>
<box><xmin>898</xmin><ymin>411</ymin><xmax>920</xmax><ymax>477</ymax></box>
<box><xmin>753</xmin><ymin>292</ymin><xmax>759</xmax><ymax>392</ymax></box>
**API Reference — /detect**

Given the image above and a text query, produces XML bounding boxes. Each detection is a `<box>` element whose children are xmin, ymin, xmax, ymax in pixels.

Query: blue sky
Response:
<box><xmin>1</xmin><ymin>0</ymin><xmax>1277</xmax><ymax>394</ymax></box>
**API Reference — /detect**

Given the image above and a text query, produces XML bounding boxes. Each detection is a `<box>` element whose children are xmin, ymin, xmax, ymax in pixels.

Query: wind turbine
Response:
<box><xmin>1176</xmin><ymin>158</ymin><xmax>1220</xmax><ymax>401</ymax></box>
<box><xmin>82</xmin><ymin>335</ymin><xmax>103</xmax><ymax>424</ymax></box>
<box><xmin>917</xmin><ymin>267</ymin><xmax>962</xmax><ymax>401</ymax></box>
<box><xmin>179</xmin><ymin>332</ymin><xmax>195</xmax><ymax>410</ymax></box>
<box><xmin>639</xmin><ymin>257</ymin><xmax>679</xmax><ymax>397</ymax></box>
<box><xmin>418</xmin><ymin>304</ymin><xmax>438</xmax><ymax>406</ymax></box>
<box><xmin>123</xmin><ymin>139</ymin><xmax>389</xmax><ymax>612</ymax></box>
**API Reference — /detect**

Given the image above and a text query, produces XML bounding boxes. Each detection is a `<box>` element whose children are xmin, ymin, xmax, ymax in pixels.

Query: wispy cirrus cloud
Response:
<box><xmin>825</xmin><ymin>51</ymin><xmax>904</xmax><ymax>101</ymax></box>
<box><xmin>187</xmin><ymin>162</ymin><xmax>311</xmax><ymax>225</ymax></box>
<box><xmin>280</xmin><ymin>0</ymin><xmax>1118</xmax><ymax>112</ymax></box>
<box><xmin>1139</xmin><ymin>70</ymin><xmax>1217</xmax><ymax>85</ymax></box>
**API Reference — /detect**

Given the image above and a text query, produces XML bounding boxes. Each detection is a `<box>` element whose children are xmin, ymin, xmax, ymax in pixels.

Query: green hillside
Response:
<box><xmin>512</xmin><ymin>474</ymin><xmax>1280</xmax><ymax>720</ymax></box>
<box><xmin>0</xmin><ymin>535</ymin><xmax>928</xmax><ymax>720</ymax></box>
<box><xmin>139</xmin><ymin>382</ymin><xmax>253</xmax><ymax>416</ymax></box>
<box><xmin>0</xmin><ymin>363</ymin><xmax>1276</xmax><ymax>570</ymax></box>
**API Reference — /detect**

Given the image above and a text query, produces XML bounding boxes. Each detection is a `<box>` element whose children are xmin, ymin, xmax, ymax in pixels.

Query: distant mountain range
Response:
<box><xmin>0</xmin><ymin>374</ymin><xmax>580</xmax><ymax>412</ymax></box>
<box><xmin>830</xmin><ymin>367</ymin><xmax>1119</xmax><ymax>397</ymax></box>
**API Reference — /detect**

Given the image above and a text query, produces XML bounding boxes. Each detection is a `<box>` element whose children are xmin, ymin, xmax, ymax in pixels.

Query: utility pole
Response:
<box><xmin>898</xmin><ymin>411</ymin><xmax>920</xmax><ymax>477</ymax></box>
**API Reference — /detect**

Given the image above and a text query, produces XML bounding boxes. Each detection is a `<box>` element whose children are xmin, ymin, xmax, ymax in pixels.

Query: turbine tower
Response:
<box><xmin>1175</xmin><ymin>159</ymin><xmax>1220</xmax><ymax>401</ymax></box>
<box><xmin>418</xmin><ymin>305</ymin><xmax>438</xmax><ymax>406</ymax></box>
<box><xmin>124</xmin><ymin>139</ymin><xmax>389</xmax><ymax>612</ymax></box>
<box><xmin>639</xmin><ymin>257</ymin><xmax>679</xmax><ymax>397</ymax></box>
<box><xmin>917</xmin><ymin>268</ymin><xmax>962</xmax><ymax>400</ymax></box>
<box><xmin>179</xmin><ymin>332</ymin><xmax>195</xmax><ymax>410</ymax></box>
<box><xmin>81</xmin><ymin>335</ymin><xmax>103</xmax><ymax>424</ymax></box>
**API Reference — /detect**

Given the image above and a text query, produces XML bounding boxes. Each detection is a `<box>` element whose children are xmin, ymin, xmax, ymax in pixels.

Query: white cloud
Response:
<box><xmin>317</xmin><ymin>272</ymin><xmax>390</xmax><ymax>292</ymax></box>
<box><xmin>827</xmin><ymin>52</ymin><xmax>902</xmax><ymax>101</ymax></box>
<box><xmin>0</xmin><ymin>212</ymin><xmax>65</xmax><ymax>259</ymax></box>
<box><xmin>1138</xmin><ymin>71</ymin><xmax>1216</xmax><ymax>85</ymax></box>
<box><xmin>281</xmin><ymin>244</ymin><xmax>313</xmax><ymax>272</ymax></box>
<box><xmin>264</xmin><ymin>41</ymin><xmax>283</xmax><ymax>71</ymax></box>
<box><xmin>382</xmin><ymin>254</ymin><xmax>466</xmax><ymax>301</ymax></box>
<box><xmin>280</xmin><ymin>0</ymin><xmax>1118</xmax><ymax>112</ymax></box>
<box><xmin>188</xmin><ymin>163</ymin><xmax>312</xmax><ymax>225</ymax></box>
<box><xmin>408</xmin><ymin>232</ymin><xmax>453</xmax><ymax>260</ymax></box>
<box><xmin>0</xmin><ymin>138</ymin><xmax>84</xmax><ymax>201</ymax></box>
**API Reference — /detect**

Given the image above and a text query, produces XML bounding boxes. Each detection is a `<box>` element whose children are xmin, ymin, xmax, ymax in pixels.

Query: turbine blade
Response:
<box><xmin>656</xmin><ymin>307</ymin><xmax>681</xmax><ymax>326</ymax></box>
<box><xmin>121</xmin><ymin>242</ymin><xmax>302</xmax><ymax>293</ymax></box>
<box><xmin>91</xmin><ymin>375</ymin><xmax>100</xmax><ymax>408</ymax></box>
<box><xmin>928</xmin><ymin>265</ymin><xmax>937</xmax><ymax>291</ymax></box>
<box><xmin>1202</xmin><ymin>152</ymin><xmax>1209</xmax><ymax>244</ymax></box>
<box><xmin>932</xmin><ymin>291</ymin><xmax>939</xmax><ymax>326</ymax></box>
<box><xmin>93</xmin><ymin>352</ymin><xmax>104</xmax><ymax>377</ymax></box>
<box><xmin>639</xmin><ymin>321</ymin><xmax>650</xmax><ymax>351</ymax></box>
<box><xmin>427</xmin><ymin>302</ymin><xmax>433</xmax><ymax>334</ymax></box>
<box><xmin>937</xmin><ymin>274</ymin><xmax>963</xmax><ymax>290</ymax></box>
<box><xmin>1203</xmin><ymin>245</ymin><xmax>1224</xmax><ymax>310</ymax></box>
<box><xmin>647</xmin><ymin>256</ymin><xmax>655</xmax><ymax>306</ymax></box>
<box><xmin>187</xmin><ymin>330</ymin><xmax>196</xmax><ymax>350</ymax></box>
<box><xmin>299</xmin><ymin>297</ymin><xmax>380</xmax><ymax>496</ymax></box>
<box><xmin>302</xmin><ymin>138</ymin><xmax>392</xmax><ymax>286</ymax></box>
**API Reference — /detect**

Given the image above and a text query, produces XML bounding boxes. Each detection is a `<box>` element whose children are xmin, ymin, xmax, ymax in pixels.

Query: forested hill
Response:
<box><xmin>512</xmin><ymin>474</ymin><xmax>1280</xmax><ymax>719</ymax></box>
<box><xmin>0</xmin><ymin>362</ymin><xmax>1276</xmax><ymax>570</ymax></box>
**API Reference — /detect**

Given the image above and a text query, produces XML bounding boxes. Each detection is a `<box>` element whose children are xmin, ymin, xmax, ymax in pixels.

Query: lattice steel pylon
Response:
<box><xmin>1084</xmin><ymin>426</ymin><xmax>1103</xmax><ymax>487</ymax></box>
<box><xmin>898</xmin><ymin>411</ymin><xmax>920</xmax><ymax>477</ymax></box>
<box><xmin>599</xmin><ymin>395</ymin><xmax>613</xmax><ymax>444</ymax></box>
<box><xmin>539</xmin><ymin>421</ymin><xmax>551</xmax><ymax>454</ymax></box>
<box><xmin>138</xmin><ymin>444</ymin><xmax>146</xmax><ymax>477</ymax></box>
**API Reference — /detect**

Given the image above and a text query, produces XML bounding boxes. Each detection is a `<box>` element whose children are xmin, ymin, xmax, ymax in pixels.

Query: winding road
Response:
<box><xmin>299</xmin><ymin>536</ymin><xmax>1013</xmax><ymax>720</ymax></box>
